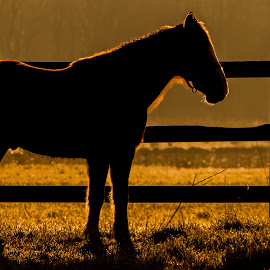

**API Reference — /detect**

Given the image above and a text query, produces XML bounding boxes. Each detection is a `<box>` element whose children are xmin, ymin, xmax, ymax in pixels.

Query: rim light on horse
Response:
<box><xmin>0</xmin><ymin>13</ymin><xmax>228</xmax><ymax>246</ymax></box>
<box><xmin>179</xmin><ymin>12</ymin><xmax>228</xmax><ymax>104</ymax></box>
<box><xmin>186</xmin><ymin>15</ymin><xmax>228</xmax><ymax>104</ymax></box>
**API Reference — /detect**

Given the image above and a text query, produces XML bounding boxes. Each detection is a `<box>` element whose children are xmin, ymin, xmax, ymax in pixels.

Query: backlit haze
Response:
<box><xmin>0</xmin><ymin>0</ymin><xmax>269</xmax><ymax>127</ymax></box>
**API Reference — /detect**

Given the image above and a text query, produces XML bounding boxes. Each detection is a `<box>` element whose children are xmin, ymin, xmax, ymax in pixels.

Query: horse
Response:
<box><xmin>0</xmin><ymin>12</ymin><xmax>228</xmax><ymax>246</ymax></box>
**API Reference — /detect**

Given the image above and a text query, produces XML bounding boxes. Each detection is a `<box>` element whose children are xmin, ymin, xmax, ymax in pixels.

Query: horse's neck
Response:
<box><xmin>133</xmin><ymin>25</ymin><xmax>185</xmax><ymax>110</ymax></box>
<box><xmin>72</xmin><ymin>24</ymin><xmax>186</xmax><ymax>112</ymax></box>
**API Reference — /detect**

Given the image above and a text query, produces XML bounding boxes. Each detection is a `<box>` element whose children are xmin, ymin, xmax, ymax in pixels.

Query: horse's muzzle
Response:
<box><xmin>206</xmin><ymin>94</ymin><xmax>225</xmax><ymax>104</ymax></box>
<box><xmin>206</xmin><ymin>82</ymin><xmax>229</xmax><ymax>104</ymax></box>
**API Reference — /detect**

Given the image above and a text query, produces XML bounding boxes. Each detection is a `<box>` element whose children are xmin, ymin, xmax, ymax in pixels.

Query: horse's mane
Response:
<box><xmin>71</xmin><ymin>24</ymin><xmax>191</xmax><ymax>113</ymax></box>
<box><xmin>73</xmin><ymin>25</ymin><xmax>174</xmax><ymax>64</ymax></box>
<box><xmin>73</xmin><ymin>19</ymin><xmax>212</xmax><ymax>112</ymax></box>
<box><xmin>74</xmin><ymin>18</ymin><xmax>212</xmax><ymax>62</ymax></box>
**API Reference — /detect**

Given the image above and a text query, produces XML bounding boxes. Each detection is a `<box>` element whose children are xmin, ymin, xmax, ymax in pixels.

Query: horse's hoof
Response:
<box><xmin>115</xmin><ymin>233</ymin><xmax>133</xmax><ymax>248</ymax></box>
<box><xmin>83</xmin><ymin>233</ymin><xmax>104</xmax><ymax>253</ymax></box>
<box><xmin>81</xmin><ymin>240</ymin><xmax>104</xmax><ymax>254</ymax></box>
<box><xmin>118</xmin><ymin>238</ymin><xmax>136</xmax><ymax>254</ymax></box>
<box><xmin>88</xmin><ymin>236</ymin><xmax>103</xmax><ymax>247</ymax></box>
<box><xmin>84</xmin><ymin>229</ymin><xmax>103</xmax><ymax>246</ymax></box>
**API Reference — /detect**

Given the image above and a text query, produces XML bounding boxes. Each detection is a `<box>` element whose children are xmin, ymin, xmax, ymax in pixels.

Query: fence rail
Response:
<box><xmin>0</xmin><ymin>186</ymin><xmax>269</xmax><ymax>203</ymax></box>
<box><xmin>25</xmin><ymin>61</ymin><xmax>270</xmax><ymax>78</ymax></box>
<box><xmin>0</xmin><ymin>61</ymin><xmax>268</xmax><ymax>203</ymax></box>
<box><xmin>0</xmin><ymin>124</ymin><xmax>269</xmax><ymax>203</ymax></box>
<box><xmin>144</xmin><ymin>124</ymin><xmax>270</xmax><ymax>143</ymax></box>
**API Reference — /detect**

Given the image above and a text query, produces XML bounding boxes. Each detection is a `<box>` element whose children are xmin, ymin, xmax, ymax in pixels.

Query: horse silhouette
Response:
<box><xmin>0</xmin><ymin>13</ymin><xmax>228</xmax><ymax>246</ymax></box>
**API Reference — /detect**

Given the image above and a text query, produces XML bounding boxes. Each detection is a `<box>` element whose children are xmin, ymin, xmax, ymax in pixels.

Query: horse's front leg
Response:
<box><xmin>84</xmin><ymin>155</ymin><xmax>109</xmax><ymax>245</ymax></box>
<box><xmin>110</xmin><ymin>146</ymin><xmax>135</xmax><ymax>245</ymax></box>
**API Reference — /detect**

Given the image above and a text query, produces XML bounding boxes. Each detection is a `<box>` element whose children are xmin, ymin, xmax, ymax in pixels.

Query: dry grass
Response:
<box><xmin>0</xmin><ymin>210</ymin><xmax>270</xmax><ymax>269</ymax></box>
<box><xmin>0</xmin><ymin>144</ymin><xmax>269</xmax><ymax>269</ymax></box>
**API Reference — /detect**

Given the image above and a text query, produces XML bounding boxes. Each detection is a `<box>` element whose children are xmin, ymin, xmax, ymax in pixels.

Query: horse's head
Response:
<box><xmin>181</xmin><ymin>13</ymin><xmax>229</xmax><ymax>104</ymax></box>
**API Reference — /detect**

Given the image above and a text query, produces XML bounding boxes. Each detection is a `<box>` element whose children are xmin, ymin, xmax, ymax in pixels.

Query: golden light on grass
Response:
<box><xmin>0</xmin><ymin>143</ymin><xmax>269</xmax><ymax>268</ymax></box>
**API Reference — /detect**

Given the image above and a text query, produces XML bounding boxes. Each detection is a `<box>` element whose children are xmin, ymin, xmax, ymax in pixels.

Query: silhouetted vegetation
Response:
<box><xmin>134</xmin><ymin>146</ymin><xmax>269</xmax><ymax>168</ymax></box>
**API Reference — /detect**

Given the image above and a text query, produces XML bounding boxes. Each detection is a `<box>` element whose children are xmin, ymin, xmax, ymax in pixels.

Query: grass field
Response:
<box><xmin>0</xmin><ymin>144</ymin><xmax>269</xmax><ymax>269</ymax></box>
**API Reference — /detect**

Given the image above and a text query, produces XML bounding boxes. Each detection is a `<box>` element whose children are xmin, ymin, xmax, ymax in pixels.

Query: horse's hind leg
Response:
<box><xmin>110</xmin><ymin>146</ymin><xmax>135</xmax><ymax>245</ymax></box>
<box><xmin>84</xmin><ymin>155</ymin><xmax>109</xmax><ymax>245</ymax></box>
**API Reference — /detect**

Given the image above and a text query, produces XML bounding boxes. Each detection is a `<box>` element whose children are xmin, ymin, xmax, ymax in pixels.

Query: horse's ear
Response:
<box><xmin>183</xmin><ymin>12</ymin><xmax>199</xmax><ymax>29</ymax></box>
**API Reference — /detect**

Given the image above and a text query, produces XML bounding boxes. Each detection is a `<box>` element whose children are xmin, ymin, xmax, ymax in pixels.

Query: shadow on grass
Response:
<box><xmin>2</xmin><ymin>215</ymin><xmax>270</xmax><ymax>270</ymax></box>
<box><xmin>0</xmin><ymin>239</ymin><xmax>12</xmax><ymax>270</ymax></box>
<box><xmin>0</xmin><ymin>236</ymin><xmax>165</xmax><ymax>270</ymax></box>
<box><xmin>150</xmin><ymin>220</ymin><xmax>270</xmax><ymax>270</ymax></box>
<box><xmin>151</xmin><ymin>227</ymin><xmax>185</xmax><ymax>244</ymax></box>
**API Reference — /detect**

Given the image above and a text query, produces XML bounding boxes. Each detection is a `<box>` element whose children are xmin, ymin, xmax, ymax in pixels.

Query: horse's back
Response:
<box><xmin>0</xmin><ymin>58</ymin><xmax>147</xmax><ymax>158</ymax></box>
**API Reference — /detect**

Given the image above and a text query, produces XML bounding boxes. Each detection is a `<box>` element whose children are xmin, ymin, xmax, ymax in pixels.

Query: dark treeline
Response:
<box><xmin>2</xmin><ymin>147</ymin><xmax>269</xmax><ymax>168</ymax></box>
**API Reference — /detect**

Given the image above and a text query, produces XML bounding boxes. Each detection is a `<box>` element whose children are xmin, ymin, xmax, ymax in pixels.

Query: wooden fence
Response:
<box><xmin>0</xmin><ymin>185</ymin><xmax>270</xmax><ymax>203</ymax></box>
<box><xmin>25</xmin><ymin>61</ymin><xmax>270</xmax><ymax>78</ymax></box>
<box><xmin>0</xmin><ymin>61</ymin><xmax>269</xmax><ymax>203</ymax></box>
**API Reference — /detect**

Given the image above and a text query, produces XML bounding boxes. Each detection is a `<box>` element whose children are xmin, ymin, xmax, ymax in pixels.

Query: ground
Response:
<box><xmin>0</xmin><ymin>143</ymin><xmax>269</xmax><ymax>269</ymax></box>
